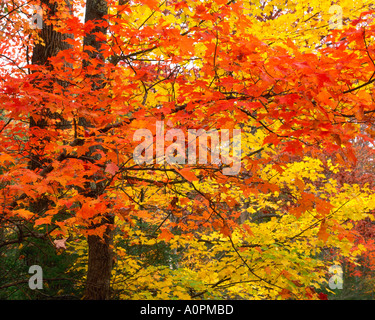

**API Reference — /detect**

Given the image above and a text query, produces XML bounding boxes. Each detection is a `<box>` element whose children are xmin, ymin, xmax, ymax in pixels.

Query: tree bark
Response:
<box><xmin>84</xmin><ymin>216</ymin><xmax>114</xmax><ymax>300</ymax></box>
<box><xmin>29</xmin><ymin>0</ymin><xmax>73</xmax><ymax>171</ymax></box>
<box><xmin>82</xmin><ymin>0</ymin><xmax>114</xmax><ymax>300</ymax></box>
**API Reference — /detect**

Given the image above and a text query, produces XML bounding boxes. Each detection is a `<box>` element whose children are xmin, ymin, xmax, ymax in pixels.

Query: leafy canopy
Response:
<box><xmin>1</xmin><ymin>0</ymin><xmax>375</xmax><ymax>299</ymax></box>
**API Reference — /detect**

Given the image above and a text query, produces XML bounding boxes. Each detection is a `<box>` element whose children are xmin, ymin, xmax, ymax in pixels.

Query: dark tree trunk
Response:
<box><xmin>29</xmin><ymin>0</ymin><xmax>73</xmax><ymax>171</ymax></box>
<box><xmin>82</xmin><ymin>0</ymin><xmax>114</xmax><ymax>300</ymax></box>
<box><xmin>84</xmin><ymin>216</ymin><xmax>114</xmax><ymax>300</ymax></box>
<box><xmin>29</xmin><ymin>0</ymin><xmax>73</xmax><ymax>218</ymax></box>
<box><xmin>31</xmin><ymin>1</ymin><xmax>73</xmax><ymax>67</ymax></box>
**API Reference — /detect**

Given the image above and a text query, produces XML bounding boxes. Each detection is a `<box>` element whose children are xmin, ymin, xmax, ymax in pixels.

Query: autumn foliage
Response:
<box><xmin>1</xmin><ymin>0</ymin><xmax>375</xmax><ymax>300</ymax></box>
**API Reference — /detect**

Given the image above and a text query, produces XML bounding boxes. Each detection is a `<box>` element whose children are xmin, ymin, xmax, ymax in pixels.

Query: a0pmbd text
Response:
<box><xmin>140</xmin><ymin>304</ymin><xmax>234</xmax><ymax>317</ymax></box>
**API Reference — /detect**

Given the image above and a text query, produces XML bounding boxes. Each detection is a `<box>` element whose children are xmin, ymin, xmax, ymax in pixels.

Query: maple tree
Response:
<box><xmin>1</xmin><ymin>0</ymin><xmax>375</xmax><ymax>300</ymax></box>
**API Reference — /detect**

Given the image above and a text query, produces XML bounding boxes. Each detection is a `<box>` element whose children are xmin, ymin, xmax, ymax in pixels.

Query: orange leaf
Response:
<box><xmin>357</xmin><ymin>105</ymin><xmax>364</xmax><ymax>121</ymax></box>
<box><xmin>345</xmin><ymin>147</ymin><xmax>357</xmax><ymax>167</ymax></box>
<box><xmin>83</xmin><ymin>224</ymin><xmax>107</xmax><ymax>239</ymax></box>
<box><xmin>294</xmin><ymin>177</ymin><xmax>305</xmax><ymax>191</ymax></box>
<box><xmin>0</xmin><ymin>153</ymin><xmax>15</xmax><ymax>164</ymax></box>
<box><xmin>220</xmin><ymin>224</ymin><xmax>232</xmax><ymax>237</ymax></box>
<box><xmin>159</xmin><ymin>228</ymin><xmax>174</xmax><ymax>241</ymax></box>
<box><xmin>34</xmin><ymin>216</ymin><xmax>52</xmax><ymax>226</ymax></box>
<box><xmin>224</xmin><ymin>196</ymin><xmax>238</xmax><ymax>207</ymax></box>
<box><xmin>336</xmin><ymin>152</ymin><xmax>346</xmax><ymax>166</ymax></box>
<box><xmin>281</xmin><ymin>270</ymin><xmax>292</xmax><ymax>279</ymax></box>
<box><xmin>177</xmin><ymin>168</ymin><xmax>199</xmax><ymax>182</ymax></box>
<box><xmin>254</xmin><ymin>246</ymin><xmax>262</xmax><ymax>253</ymax></box>
<box><xmin>279</xmin><ymin>288</ymin><xmax>291</xmax><ymax>299</ymax></box>
<box><xmin>289</xmin><ymin>206</ymin><xmax>303</xmax><ymax>219</ymax></box>
<box><xmin>265</xmin><ymin>266</ymin><xmax>272</xmax><ymax>275</ymax></box>
<box><xmin>55</xmin><ymin>221</ymin><xmax>69</xmax><ymax>237</ymax></box>
<box><xmin>331</xmin><ymin>133</ymin><xmax>342</xmax><ymax>146</ymax></box>
<box><xmin>316</xmin><ymin>199</ymin><xmax>334</xmax><ymax>217</ymax></box>
<box><xmin>77</xmin><ymin>200</ymin><xmax>106</xmax><ymax>219</ymax></box>
<box><xmin>142</xmin><ymin>0</ymin><xmax>159</xmax><ymax>10</ymax></box>
<box><xmin>243</xmin><ymin>224</ymin><xmax>254</xmax><ymax>236</ymax></box>
<box><xmin>317</xmin><ymin>220</ymin><xmax>330</xmax><ymax>242</ymax></box>
<box><xmin>15</xmin><ymin>209</ymin><xmax>34</xmax><ymax>220</ymax></box>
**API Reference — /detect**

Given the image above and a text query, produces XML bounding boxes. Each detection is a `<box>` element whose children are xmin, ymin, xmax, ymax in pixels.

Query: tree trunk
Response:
<box><xmin>29</xmin><ymin>1</ymin><xmax>73</xmax><ymax>223</ymax></box>
<box><xmin>84</xmin><ymin>217</ymin><xmax>114</xmax><ymax>300</ymax></box>
<box><xmin>29</xmin><ymin>0</ymin><xmax>73</xmax><ymax>171</ymax></box>
<box><xmin>31</xmin><ymin>0</ymin><xmax>113</xmax><ymax>300</ymax></box>
<box><xmin>82</xmin><ymin>0</ymin><xmax>113</xmax><ymax>300</ymax></box>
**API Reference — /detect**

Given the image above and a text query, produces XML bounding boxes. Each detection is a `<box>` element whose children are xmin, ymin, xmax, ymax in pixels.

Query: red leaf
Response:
<box><xmin>318</xmin><ymin>292</ymin><xmax>328</xmax><ymax>300</ymax></box>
